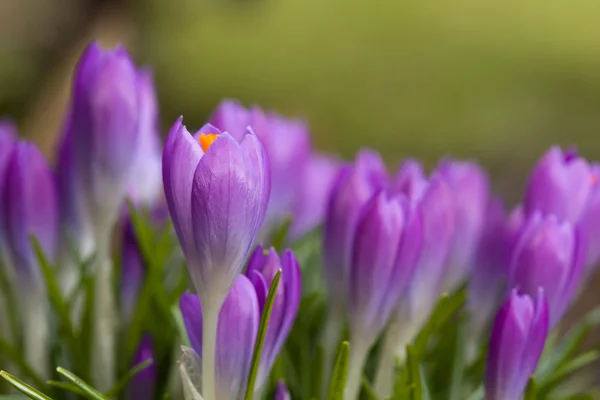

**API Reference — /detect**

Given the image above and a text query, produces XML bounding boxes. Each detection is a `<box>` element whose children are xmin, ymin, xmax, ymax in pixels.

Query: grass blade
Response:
<box><xmin>244</xmin><ymin>269</ymin><xmax>282</xmax><ymax>400</ymax></box>
<box><xmin>406</xmin><ymin>345</ymin><xmax>423</xmax><ymax>400</ymax></box>
<box><xmin>524</xmin><ymin>377</ymin><xmax>536</xmax><ymax>400</ymax></box>
<box><xmin>46</xmin><ymin>381</ymin><xmax>87</xmax><ymax>397</ymax></box>
<box><xmin>55</xmin><ymin>367</ymin><xmax>107</xmax><ymax>400</ymax></box>
<box><xmin>0</xmin><ymin>336</ymin><xmax>45</xmax><ymax>388</ymax></box>
<box><xmin>0</xmin><ymin>371</ymin><xmax>53</xmax><ymax>400</ymax></box>
<box><xmin>326</xmin><ymin>341</ymin><xmax>350</xmax><ymax>400</ymax></box>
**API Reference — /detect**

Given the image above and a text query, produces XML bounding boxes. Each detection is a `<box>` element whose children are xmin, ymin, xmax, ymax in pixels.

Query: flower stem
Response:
<box><xmin>91</xmin><ymin>216</ymin><xmax>116</xmax><ymax>390</ymax></box>
<box><xmin>202</xmin><ymin>305</ymin><xmax>219</xmax><ymax>400</ymax></box>
<box><xmin>345</xmin><ymin>338</ymin><xmax>371</xmax><ymax>400</ymax></box>
<box><xmin>321</xmin><ymin>307</ymin><xmax>344</xmax><ymax>398</ymax></box>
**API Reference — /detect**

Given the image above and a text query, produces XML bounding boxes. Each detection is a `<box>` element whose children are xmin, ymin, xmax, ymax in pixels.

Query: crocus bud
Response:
<box><xmin>126</xmin><ymin>70</ymin><xmax>163</xmax><ymax>207</ymax></box>
<box><xmin>126</xmin><ymin>335</ymin><xmax>156</xmax><ymax>400</ymax></box>
<box><xmin>393</xmin><ymin>159</ymin><xmax>428</xmax><ymax>199</ymax></box>
<box><xmin>180</xmin><ymin>275</ymin><xmax>259</xmax><ymax>400</ymax></box>
<box><xmin>323</xmin><ymin>150</ymin><xmax>388</xmax><ymax>311</ymax></box>
<box><xmin>71</xmin><ymin>42</ymin><xmax>142</xmax><ymax>215</ymax></box>
<box><xmin>120</xmin><ymin>217</ymin><xmax>145</xmax><ymax>320</ymax></box>
<box><xmin>210</xmin><ymin>100</ymin><xmax>311</xmax><ymax>225</ymax></box>
<box><xmin>3</xmin><ymin>140</ymin><xmax>58</xmax><ymax>287</ymax></box>
<box><xmin>274</xmin><ymin>381</ymin><xmax>291</xmax><ymax>400</ymax></box>
<box><xmin>245</xmin><ymin>246</ymin><xmax>301</xmax><ymax>388</ymax></box>
<box><xmin>162</xmin><ymin>119</ymin><xmax>269</xmax><ymax>308</ymax></box>
<box><xmin>289</xmin><ymin>154</ymin><xmax>340</xmax><ymax>239</ymax></box>
<box><xmin>524</xmin><ymin>146</ymin><xmax>592</xmax><ymax>223</ymax></box>
<box><xmin>468</xmin><ymin>199</ymin><xmax>510</xmax><ymax>334</ymax></box>
<box><xmin>437</xmin><ymin>159</ymin><xmax>490</xmax><ymax>291</ymax></box>
<box><xmin>0</xmin><ymin>121</ymin><xmax>17</xmax><ymax>265</ymax></box>
<box><xmin>508</xmin><ymin>212</ymin><xmax>585</xmax><ymax>328</ymax></box>
<box><xmin>401</xmin><ymin>173</ymin><xmax>455</xmax><ymax>319</ymax></box>
<box><xmin>485</xmin><ymin>289</ymin><xmax>549</xmax><ymax>400</ymax></box>
<box><xmin>348</xmin><ymin>191</ymin><xmax>422</xmax><ymax>343</ymax></box>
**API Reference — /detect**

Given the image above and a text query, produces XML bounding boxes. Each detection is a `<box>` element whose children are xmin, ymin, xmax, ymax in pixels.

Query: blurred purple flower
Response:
<box><xmin>126</xmin><ymin>335</ymin><xmax>156</xmax><ymax>400</ymax></box>
<box><xmin>2</xmin><ymin>140</ymin><xmax>58</xmax><ymax>287</ymax></box>
<box><xmin>437</xmin><ymin>158</ymin><xmax>490</xmax><ymax>291</ymax></box>
<box><xmin>524</xmin><ymin>146</ymin><xmax>592</xmax><ymax>223</ymax></box>
<box><xmin>0</xmin><ymin>121</ymin><xmax>17</xmax><ymax>265</ymax></box>
<box><xmin>485</xmin><ymin>289</ymin><xmax>549</xmax><ymax>400</ymax></box>
<box><xmin>508</xmin><ymin>212</ymin><xmax>585</xmax><ymax>328</ymax></box>
<box><xmin>274</xmin><ymin>381</ymin><xmax>291</xmax><ymax>400</ymax></box>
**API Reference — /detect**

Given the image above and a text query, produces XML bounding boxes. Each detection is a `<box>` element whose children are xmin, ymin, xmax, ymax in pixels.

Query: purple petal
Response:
<box><xmin>126</xmin><ymin>334</ymin><xmax>156</xmax><ymax>400</ymax></box>
<box><xmin>120</xmin><ymin>216</ymin><xmax>146</xmax><ymax>319</ymax></box>
<box><xmin>393</xmin><ymin>159</ymin><xmax>428</xmax><ymax>200</ymax></box>
<box><xmin>274</xmin><ymin>381</ymin><xmax>291</xmax><ymax>400</ymax></box>
<box><xmin>180</xmin><ymin>293</ymin><xmax>203</xmax><ymax>357</ymax></box>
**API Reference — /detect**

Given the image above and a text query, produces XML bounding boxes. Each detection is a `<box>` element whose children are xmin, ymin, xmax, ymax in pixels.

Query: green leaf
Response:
<box><xmin>326</xmin><ymin>341</ymin><xmax>350</xmax><ymax>400</ymax></box>
<box><xmin>271</xmin><ymin>217</ymin><xmax>293</xmax><ymax>251</ymax></box>
<box><xmin>524</xmin><ymin>377</ymin><xmax>536</xmax><ymax>400</ymax></box>
<box><xmin>448</xmin><ymin>316</ymin><xmax>468</xmax><ymax>400</ymax></box>
<box><xmin>104</xmin><ymin>359</ymin><xmax>153</xmax><ymax>397</ymax></box>
<box><xmin>55</xmin><ymin>367</ymin><xmax>107</xmax><ymax>400</ymax></box>
<box><xmin>31</xmin><ymin>237</ymin><xmax>80</xmax><ymax>368</ymax></box>
<box><xmin>406</xmin><ymin>345</ymin><xmax>422</xmax><ymax>400</ymax></box>
<box><xmin>244</xmin><ymin>269</ymin><xmax>282</xmax><ymax>400</ymax></box>
<box><xmin>0</xmin><ymin>371</ymin><xmax>53</xmax><ymax>400</ymax></box>
<box><xmin>0</xmin><ymin>336</ymin><xmax>46</xmax><ymax>388</ymax></box>
<box><xmin>537</xmin><ymin>350</ymin><xmax>600</xmax><ymax>396</ymax></box>
<box><xmin>0</xmin><ymin>260</ymin><xmax>20</xmax><ymax>350</ymax></box>
<box><xmin>413</xmin><ymin>290</ymin><xmax>467</xmax><ymax>356</ymax></box>
<box><xmin>361</xmin><ymin>375</ymin><xmax>378</xmax><ymax>400</ymax></box>
<box><xmin>538</xmin><ymin>306</ymin><xmax>600</xmax><ymax>381</ymax></box>
<box><xmin>46</xmin><ymin>380</ymin><xmax>87</xmax><ymax>397</ymax></box>
<box><xmin>465</xmin><ymin>385</ymin><xmax>483</xmax><ymax>400</ymax></box>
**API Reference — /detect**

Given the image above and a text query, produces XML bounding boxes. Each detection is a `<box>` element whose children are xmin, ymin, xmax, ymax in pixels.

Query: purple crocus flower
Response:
<box><xmin>468</xmin><ymin>199</ymin><xmax>510</xmax><ymax>335</ymax></box>
<box><xmin>70</xmin><ymin>42</ymin><xmax>143</xmax><ymax>216</ymax></box>
<box><xmin>126</xmin><ymin>70</ymin><xmax>163</xmax><ymax>207</ymax></box>
<box><xmin>245</xmin><ymin>246</ymin><xmax>301</xmax><ymax>388</ymax></box>
<box><xmin>485</xmin><ymin>289</ymin><xmax>549</xmax><ymax>400</ymax></box>
<box><xmin>323</xmin><ymin>150</ymin><xmax>388</xmax><ymax>312</ymax></box>
<box><xmin>274</xmin><ymin>381</ymin><xmax>291</xmax><ymax>400</ymax></box>
<box><xmin>120</xmin><ymin>216</ymin><xmax>146</xmax><ymax>320</ymax></box>
<box><xmin>210</xmin><ymin>99</ymin><xmax>312</xmax><ymax>226</ymax></box>
<box><xmin>345</xmin><ymin>190</ymin><xmax>423</xmax><ymax>399</ymax></box>
<box><xmin>2</xmin><ymin>140</ymin><xmax>58</xmax><ymax>287</ymax></box>
<box><xmin>0</xmin><ymin>121</ymin><xmax>17</xmax><ymax>265</ymax></box>
<box><xmin>180</xmin><ymin>275</ymin><xmax>259</xmax><ymax>400</ymax></box>
<box><xmin>508</xmin><ymin>212</ymin><xmax>585</xmax><ymax>328</ymax></box>
<box><xmin>437</xmin><ymin>159</ymin><xmax>490</xmax><ymax>291</ymax></box>
<box><xmin>289</xmin><ymin>154</ymin><xmax>340</xmax><ymax>239</ymax></box>
<box><xmin>162</xmin><ymin>119</ymin><xmax>269</xmax><ymax>308</ymax></box>
<box><xmin>524</xmin><ymin>146</ymin><xmax>592</xmax><ymax>223</ymax></box>
<box><xmin>126</xmin><ymin>335</ymin><xmax>156</xmax><ymax>400</ymax></box>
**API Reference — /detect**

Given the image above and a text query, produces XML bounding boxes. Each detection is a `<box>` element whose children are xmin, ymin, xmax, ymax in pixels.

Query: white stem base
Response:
<box><xmin>201</xmin><ymin>306</ymin><xmax>219</xmax><ymax>400</ymax></box>
<box><xmin>345</xmin><ymin>338</ymin><xmax>371</xmax><ymax>400</ymax></box>
<box><xmin>23</xmin><ymin>290</ymin><xmax>49</xmax><ymax>378</ymax></box>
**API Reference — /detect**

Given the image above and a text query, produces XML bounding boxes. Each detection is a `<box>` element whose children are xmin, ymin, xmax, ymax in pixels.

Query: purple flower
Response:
<box><xmin>210</xmin><ymin>100</ymin><xmax>311</xmax><ymax>226</ymax></box>
<box><xmin>126</xmin><ymin>335</ymin><xmax>156</xmax><ymax>400</ymax></box>
<box><xmin>289</xmin><ymin>154</ymin><xmax>340</xmax><ymax>239</ymax></box>
<box><xmin>485</xmin><ymin>289</ymin><xmax>549</xmax><ymax>400</ymax></box>
<box><xmin>70</xmin><ymin>42</ymin><xmax>142</xmax><ymax>214</ymax></box>
<box><xmin>348</xmin><ymin>191</ymin><xmax>422</xmax><ymax>343</ymax></box>
<box><xmin>0</xmin><ymin>121</ymin><xmax>17</xmax><ymax>260</ymax></box>
<box><xmin>120</xmin><ymin>216</ymin><xmax>146</xmax><ymax>319</ymax></box>
<box><xmin>245</xmin><ymin>246</ymin><xmax>301</xmax><ymax>387</ymax></box>
<box><xmin>2</xmin><ymin>140</ymin><xmax>58</xmax><ymax>287</ymax></box>
<box><xmin>398</xmin><ymin>170</ymin><xmax>456</xmax><ymax>318</ymax></box>
<box><xmin>274</xmin><ymin>381</ymin><xmax>291</xmax><ymax>400</ymax></box>
<box><xmin>524</xmin><ymin>146</ymin><xmax>592</xmax><ymax>223</ymax></box>
<box><xmin>126</xmin><ymin>70</ymin><xmax>163</xmax><ymax>207</ymax></box>
<box><xmin>180</xmin><ymin>275</ymin><xmax>259</xmax><ymax>400</ymax></box>
<box><xmin>437</xmin><ymin>159</ymin><xmax>490</xmax><ymax>291</ymax></box>
<box><xmin>393</xmin><ymin>159</ymin><xmax>428</xmax><ymax>199</ymax></box>
<box><xmin>508</xmin><ymin>212</ymin><xmax>585</xmax><ymax>328</ymax></box>
<box><xmin>323</xmin><ymin>150</ymin><xmax>388</xmax><ymax>311</ymax></box>
<box><xmin>162</xmin><ymin>119</ymin><xmax>269</xmax><ymax>307</ymax></box>
<box><xmin>468</xmin><ymin>199</ymin><xmax>510</xmax><ymax>333</ymax></box>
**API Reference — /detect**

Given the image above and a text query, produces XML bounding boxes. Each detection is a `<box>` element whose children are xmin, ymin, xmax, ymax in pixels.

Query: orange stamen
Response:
<box><xmin>199</xmin><ymin>133</ymin><xmax>220</xmax><ymax>152</ymax></box>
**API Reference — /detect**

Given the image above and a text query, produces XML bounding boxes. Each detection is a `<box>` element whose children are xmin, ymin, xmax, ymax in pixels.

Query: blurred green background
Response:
<box><xmin>3</xmin><ymin>0</ymin><xmax>600</xmax><ymax>205</ymax></box>
<box><xmin>2</xmin><ymin>0</ymin><xmax>600</xmax><ymax>381</ymax></box>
